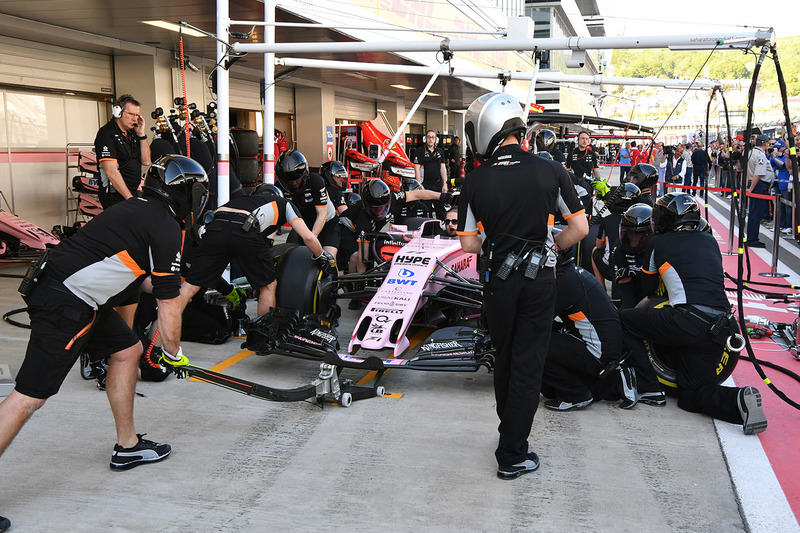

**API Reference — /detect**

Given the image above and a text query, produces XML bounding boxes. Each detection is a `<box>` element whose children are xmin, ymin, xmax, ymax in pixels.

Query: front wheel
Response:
<box><xmin>637</xmin><ymin>297</ymin><xmax>739</xmax><ymax>390</ymax></box>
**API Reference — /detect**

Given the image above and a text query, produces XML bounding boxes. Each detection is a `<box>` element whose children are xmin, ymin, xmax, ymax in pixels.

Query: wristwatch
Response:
<box><xmin>136</xmin><ymin>133</ymin><xmax>148</xmax><ymax>140</ymax></box>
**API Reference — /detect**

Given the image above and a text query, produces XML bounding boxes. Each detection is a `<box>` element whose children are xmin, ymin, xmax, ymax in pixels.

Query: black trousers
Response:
<box><xmin>620</xmin><ymin>306</ymin><xmax>742</xmax><ymax>424</ymax></box>
<box><xmin>542</xmin><ymin>333</ymin><xmax>602</xmax><ymax>403</ymax></box>
<box><xmin>484</xmin><ymin>268</ymin><xmax>556</xmax><ymax>466</ymax></box>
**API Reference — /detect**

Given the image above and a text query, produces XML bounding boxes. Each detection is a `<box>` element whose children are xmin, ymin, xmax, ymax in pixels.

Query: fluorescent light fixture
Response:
<box><xmin>426</xmin><ymin>92</ymin><xmax>440</xmax><ymax>97</ymax></box>
<box><xmin>391</xmin><ymin>84</ymin><xmax>415</xmax><ymax>90</ymax></box>
<box><xmin>142</xmin><ymin>20</ymin><xmax>206</xmax><ymax>38</ymax></box>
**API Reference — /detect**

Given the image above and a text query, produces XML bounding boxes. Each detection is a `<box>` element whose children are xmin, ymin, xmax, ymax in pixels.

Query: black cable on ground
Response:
<box><xmin>739</xmin><ymin>355</ymin><xmax>800</xmax><ymax>385</ymax></box>
<box><xmin>3</xmin><ymin>307</ymin><xmax>30</xmax><ymax>329</ymax></box>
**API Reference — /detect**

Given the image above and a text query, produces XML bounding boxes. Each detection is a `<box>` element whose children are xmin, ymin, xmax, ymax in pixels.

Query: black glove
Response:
<box><xmin>313</xmin><ymin>250</ymin><xmax>336</xmax><ymax>274</ymax></box>
<box><xmin>439</xmin><ymin>192</ymin><xmax>454</xmax><ymax>205</ymax></box>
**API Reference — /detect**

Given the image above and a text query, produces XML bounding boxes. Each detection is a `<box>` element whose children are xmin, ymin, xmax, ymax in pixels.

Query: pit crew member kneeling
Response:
<box><xmin>620</xmin><ymin>192</ymin><xmax>766</xmax><ymax>434</ymax></box>
<box><xmin>181</xmin><ymin>184</ymin><xmax>328</xmax><ymax>317</ymax></box>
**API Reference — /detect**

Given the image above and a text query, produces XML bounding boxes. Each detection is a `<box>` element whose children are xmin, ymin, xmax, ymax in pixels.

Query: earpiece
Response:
<box><xmin>112</xmin><ymin>95</ymin><xmax>135</xmax><ymax>119</ymax></box>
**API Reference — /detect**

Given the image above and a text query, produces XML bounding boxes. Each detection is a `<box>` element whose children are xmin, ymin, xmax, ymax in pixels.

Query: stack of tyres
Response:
<box><xmin>231</xmin><ymin>128</ymin><xmax>260</xmax><ymax>190</ymax></box>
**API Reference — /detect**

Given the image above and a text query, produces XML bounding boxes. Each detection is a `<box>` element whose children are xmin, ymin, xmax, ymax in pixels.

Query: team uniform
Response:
<box><xmin>339</xmin><ymin>190</ymin><xmax>407</xmax><ymax>262</ymax></box>
<box><xmin>542</xmin><ymin>262</ymin><xmax>622</xmax><ymax>406</ymax></box>
<box><xmin>620</xmin><ymin>230</ymin><xmax>743</xmax><ymax>420</ymax></box>
<box><xmin>566</xmin><ymin>146</ymin><xmax>600</xmax><ymax>180</ymax></box>
<box><xmin>285</xmin><ymin>172</ymin><xmax>340</xmax><ymax>248</ymax></box>
<box><xmin>186</xmin><ymin>195</ymin><xmax>301</xmax><ymax>291</ymax></box>
<box><xmin>94</xmin><ymin>120</ymin><xmax>144</xmax><ymax>208</ymax></box>
<box><xmin>16</xmin><ymin>198</ymin><xmax>182</xmax><ymax>399</ymax></box>
<box><xmin>458</xmin><ymin>144</ymin><xmax>584</xmax><ymax>467</ymax></box>
<box><xmin>412</xmin><ymin>144</ymin><xmax>447</xmax><ymax>218</ymax></box>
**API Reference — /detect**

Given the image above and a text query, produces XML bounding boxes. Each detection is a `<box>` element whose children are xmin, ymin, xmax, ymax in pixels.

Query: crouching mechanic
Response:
<box><xmin>181</xmin><ymin>184</ymin><xmax>329</xmax><ymax>316</ymax></box>
<box><xmin>542</xmin><ymin>248</ymin><xmax>638</xmax><ymax>411</ymax></box>
<box><xmin>620</xmin><ymin>192</ymin><xmax>767</xmax><ymax>434</ymax></box>
<box><xmin>458</xmin><ymin>92</ymin><xmax>588</xmax><ymax>480</ymax></box>
<box><xmin>0</xmin><ymin>155</ymin><xmax>207</xmax><ymax>485</ymax></box>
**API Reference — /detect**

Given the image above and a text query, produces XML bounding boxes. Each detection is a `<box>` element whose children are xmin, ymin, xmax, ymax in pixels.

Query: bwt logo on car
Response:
<box><xmin>387</xmin><ymin>268</ymin><xmax>418</xmax><ymax>285</ymax></box>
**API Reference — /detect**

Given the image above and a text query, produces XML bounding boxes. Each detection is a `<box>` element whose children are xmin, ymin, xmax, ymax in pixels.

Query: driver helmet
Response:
<box><xmin>320</xmin><ymin>160</ymin><xmax>348</xmax><ymax>191</ymax></box>
<box><xmin>251</xmin><ymin>183</ymin><xmax>284</xmax><ymax>199</ymax></box>
<box><xmin>276</xmin><ymin>150</ymin><xmax>309</xmax><ymax>193</ymax></box>
<box><xmin>626</xmin><ymin>163</ymin><xmax>659</xmax><ymax>190</ymax></box>
<box><xmin>143</xmin><ymin>154</ymin><xmax>209</xmax><ymax>227</ymax></box>
<box><xmin>362</xmin><ymin>179</ymin><xmax>392</xmax><ymax>220</ymax></box>
<box><xmin>535</xmin><ymin>129</ymin><xmax>557</xmax><ymax>152</ymax></box>
<box><xmin>381</xmin><ymin>173</ymin><xmax>403</xmax><ymax>193</ymax></box>
<box><xmin>465</xmin><ymin>92</ymin><xmax>526</xmax><ymax>160</ymax></box>
<box><xmin>651</xmin><ymin>192</ymin><xmax>701</xmax><ymax>234</ymax></box>
<box><xmin>612</xmin><ymin>182</ymin><xmax>642</xmax><ymax>212</ymax></box>
<box><xmin>619</xmin><ymin>203</ymin><xmax>653</xmax><ymax>253</ymax></box>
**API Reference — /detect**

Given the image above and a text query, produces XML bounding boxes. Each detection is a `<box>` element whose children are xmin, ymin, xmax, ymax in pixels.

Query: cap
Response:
<box><xmin>773</xmin><ymin>139</ymin><xmax>786</xmax><ymax>149</ymax></box>
<box><xmin>735</xmin><ymin>134</ymin><xmax>744</xmax><ymax>141</ymax></box>
<box><xmin>755</xmin><ymin>134</ymin><xmax>770</xmax><ymax>145</ymax></box>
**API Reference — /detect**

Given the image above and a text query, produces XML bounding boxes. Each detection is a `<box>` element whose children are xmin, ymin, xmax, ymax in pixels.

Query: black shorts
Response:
<box><xmin>16</xmin><ymin>280</ymin><xmax>140</xmax><ymax>399</ymax></box>
<box><xmin>287</xmin><ymin>217</ymin><xmax>340</xmax><ymax>249</ymax></box>
<box><xmin>185</xmin><ymin>219</ymin><xmax>276</xmax><ymax>290</ymax></box>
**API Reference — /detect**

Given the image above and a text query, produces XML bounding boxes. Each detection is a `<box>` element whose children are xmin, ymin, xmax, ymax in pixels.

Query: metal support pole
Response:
<box><xmin>760</xmin><ymin>191</ymin><xmax>789</xmax><ymax>277</ymax></box>
<box><xmin>216</xmin><ymin>0</ymin><xmax>230</xmax><ymax>206</ymax></box>
<box><xmin>263</xmin><ymin>0</ymin><xmax>275</xmax><ymax>184</ymax></box>
<box><xmin>724</xmin><ymin>170</ymin><xmax>738</xmax><ymax>255</ymax></box>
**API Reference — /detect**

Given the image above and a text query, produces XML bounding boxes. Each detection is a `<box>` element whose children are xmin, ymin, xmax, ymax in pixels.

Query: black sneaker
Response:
<box><xmin>738</xmin><ymin>386</ymin><xmax>768</xmax><ymax>435</ymax></box>
<box><xmin>110</xmin><ymin>434</ymin><xmax>171</xmax><ymax>471</ymax></box>
<box><xmin>639</xmin><ymin>391</ymin><xmax>667</xmax><ymax>406</ymax></box>
<box><xmin>0</xmin><ymin>514</ymin><xmax>10</xmax><ymax>532</ymax></box>
<box><xmin>617</xmin><ymin>367</ymin><xmax>638</xmax><ymax>409</ymax></box>
<box><xmin>497</xmin><ymin>451</ymin><xmax>540</xmax><ymax>480</ymax></box>
<box><xmin>544</xmin><ymin>397</ymin><xmax>593</xmax><ymax>412</ymax></box>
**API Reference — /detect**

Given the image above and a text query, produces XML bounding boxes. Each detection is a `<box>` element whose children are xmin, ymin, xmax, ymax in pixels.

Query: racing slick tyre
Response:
<box><xmin>274</xmin><ymin>244</ymin><xmax>336</xmax><ymax>316</ymax></box>
<box><xmin>636</xmin><ymin>296</ymin><xmax>739</xmax><ymax>390</ymax></box>
<box><xmin>0</xmin><ymin>233</ymin><xmax>20</xmax><ymax>258</ymax></box>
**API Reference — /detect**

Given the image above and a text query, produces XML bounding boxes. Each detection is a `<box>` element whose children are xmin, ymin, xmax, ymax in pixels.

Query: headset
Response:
<box><xmin>111</xmin><ymin>95</ymin><xmax>136</xmax><ymax>119</ymax></box>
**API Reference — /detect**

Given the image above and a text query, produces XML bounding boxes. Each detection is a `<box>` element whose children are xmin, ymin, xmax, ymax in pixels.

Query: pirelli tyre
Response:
<box><xmin>274</xmin><ymin>244</ymin><xmax>337</xmax><ymax>316</ymax></box>
<box><xmin>636</xmin><ymin>296</ymin><xmax>739</xmax><ymax>390</ymax></box>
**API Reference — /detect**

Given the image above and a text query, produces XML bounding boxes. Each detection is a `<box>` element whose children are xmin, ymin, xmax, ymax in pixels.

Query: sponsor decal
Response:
<box><xmin>375</xmin><ymin>315</ymin><xmax>390</xmax><ymax>323</ymax></box>
<box><xmin>370</xmin><ymin>308</ymin><xmax>403</xmax><ymax>314</ymax></box>
<box><xmin>397</xmin><ymin>268</ymin><xmax>415</xmax><ymax>278</ymax></box>
<box><xmin>420</xmin><ymin>340</ymin><xmax>463</xmax><ymax>352</ymax></box>
<box><xmin>395</xmin><ymin>255</ymin><xmax>431</xmax><ymax>267</ymax></box>
<box><xmin>450</xmin><ymin>256</ymin><xmax>472</xmax><ymax>273</ymax></box>
<box><xmin>387</xmin><ymin>279</ymin><xmax>418</xmax><ymax>286</ymax></box>
<box><xmin>368</xmin><ymin>324</ymin><xmax>384</xmax><ymax>335</ymax></box>
<box><xmin>310</xmin><ymin>328</ymin><xmax>337</xmax><ymax>344</ymax></box>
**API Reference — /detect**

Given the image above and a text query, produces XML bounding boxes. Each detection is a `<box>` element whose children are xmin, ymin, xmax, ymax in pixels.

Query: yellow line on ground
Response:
<box><xmin>188</xmin><ymin>349</ymin><xmax>254</xmax><ymax>382</ymax></box>
<box><xmin>355</xmin><ymin>328</ymin><xmax>432</xmax><ymax>386</ymax></box>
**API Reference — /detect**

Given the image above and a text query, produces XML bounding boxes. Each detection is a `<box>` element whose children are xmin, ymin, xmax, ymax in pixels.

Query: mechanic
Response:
<box><xmin>448</xmin><ymin>135</ymin><xmax>462</xmax><ymax>180</ymax></box>
<box><xmin>535</xmin><ymin>129</ymin><xmax>566</xmax><ymax>164</ymax></box>
<box><xmin>458</xmin><ymin>92</ymin><xmax>588</xmax><ymax>480</ymax></box>
<box><xmin>620</xmin><ymin>192</ymin><xmax>767</xmax><ymax>434</ymax></box>
<box><xmin>566</xmin><ymin>131</ymin><xmax>602</xmax><ymax>182</ymax></box>
<box><xmin>412</xmin><ymin>129</ymin><xmax>448</xmax><ymax>219</ymax></box>
<box><xmin>611</xmin><ymin>203</ymin><xmax>656</xmax><ymax>310</ymax></box>
<box><xmin>276</xmin><ymin>150</ymin><xmax>340</xmax><ymax>257</ymax></box>
<box><xmin>321</xmin><ymin>160</ymin><xmax>349</xmax><ymax>215</ymax></box>
<box><xmin>542</xmin><ymin>247</ymin><xmax>638</xmax><ymax>412</ymax></box>
<box><xmin>181</xmin><ymin>184</ymin><xmax>327</xmax><ymax>316</ymax></box>
<box><xmin>591</xmin><ymin>182</ymin><xmax>642</xmax><ymax>289</ymax></box>
<box><xmin>95</xmin><ymin>94</ymin><xmax>151</xmax><ymax>208</ymax></box>
<box><xmin>389</xmin><ymin>178</ymin><xmax>431</xmax><ymax>225</ymax></box>
<box><xmin>0</xmin><ymin>155</ymin><xmax>208</xmax><ymax>498</ymax></box>
<box><xmin>339</xmin><ymin>178</ymin><xmax>449</xmax><ymax>280</ymax></box>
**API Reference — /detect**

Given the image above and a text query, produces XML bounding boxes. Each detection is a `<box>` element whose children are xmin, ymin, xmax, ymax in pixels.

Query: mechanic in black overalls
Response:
<box><xmin>566</xmin><ymin>130</ymin><xmax>601</xmax><ymax>182</ymax></box>
<box><xmin>276</xmin><ymin>150</ymin><xmax>340</xmax><ymax>257</ymax></box>
<box><xmin>591</xmin><ymin>182</ymin><xmax>642</xmax><ymax>289</ymax></box>
<box><xmin>94</xmin><ymin>94</ymin><xmax>151</xmax><ymax>209</ymax></box>
<box><xmin>181</xmin><ymin>184</ymin><xmax>328</xmax><ymax>317</ymax></box>
<box><xmin>611</xmin><ymin>203</ymin><xmax>655</xmax><ymax>310</ymax></box>
<box><xmin>412</xmin><ymin>129</ymin><xmax>448</xmax><ymax>219</ymax></box>
<box><xmin>458</xmin><ymin>92</ymin><xmax>588</xmax><ymax>480</ymax></box>
<box><xmin>390</xmin><ymin>178</ymin><xmax>431</xmax><ymax>225</ymax></box>
<box><xmin>0</xmin><ymin>156</ymin><xmax>207</xmax><ymax>500</ymax></box>
<box><xmin>620</xmin><ymin>192</ymin><xmax>767</xmax><ymax>434</ymax></box>
<box><xmin>320</xmin><ymin>160</ymin><xmax>349</xmax><ymax>215</ymax></box>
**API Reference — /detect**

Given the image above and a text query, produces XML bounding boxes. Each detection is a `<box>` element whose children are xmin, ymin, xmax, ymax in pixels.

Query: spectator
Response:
<box><xmin>690</xmin><ymin>143</ymin><xmax>711</xmax><ymax>196</ymax></box>
<box><xmin>683</xmin><ymin>143</ymin><xmax>694</xmax><ymax>193</ymax></box>
<box><xmin>745</xmin><ymin>134</ymin><xmax>774</xmax><ymax>248</ymax></box>
<box><xmin>619</xmin><ymin>141</ymin><xmax>631</xmax><ymax>183</ymax></box>
<box><xmin>770</xmin><ymin>139</ymin><xmax>792</xmax><ymax>234</ymax></box>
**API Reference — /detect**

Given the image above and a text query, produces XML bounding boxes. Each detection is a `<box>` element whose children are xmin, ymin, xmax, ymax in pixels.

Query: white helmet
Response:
<box><xmin>464</xmin><ymin>92</ymin><xmax>526</xmax><ymax>159</ymax></box>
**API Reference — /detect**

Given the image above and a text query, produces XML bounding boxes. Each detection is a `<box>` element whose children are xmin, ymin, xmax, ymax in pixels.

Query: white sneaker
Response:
<box><xmin>781</xmin><ymin>228</ymin><xmax>792</xmax><ymax>235</ymax></box>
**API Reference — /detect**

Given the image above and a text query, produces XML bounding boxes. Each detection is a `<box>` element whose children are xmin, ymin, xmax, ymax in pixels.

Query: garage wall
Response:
<box><xmin>336</xmin><ymin>94</ymin><xmax>376</xmax><ymax>122</ymax></box>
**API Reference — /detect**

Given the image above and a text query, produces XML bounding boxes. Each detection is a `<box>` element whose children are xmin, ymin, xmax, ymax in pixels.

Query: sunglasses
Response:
<box><xmin>445</xmin><ymin>220</ymin><xmax>458</xmax><ymax>225</ymax></box>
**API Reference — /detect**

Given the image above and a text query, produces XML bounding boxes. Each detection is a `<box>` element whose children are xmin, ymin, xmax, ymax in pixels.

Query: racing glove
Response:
<box><xmin>313</xmin><ymin>250</ymin><xmax>337</xmax><ymax>274</ymax></box>
<box><xmin>590</xmin><ymin>179</ymin><xmax>611</xmax><ymax>199</ymax></box>
<box><xmin>159</xmin><ymin>346</ymin><xmax>189</xmax><ymax>378</ymax></box>
<box><xmin>439</xmin><ymin>192</ymin><xmax>454</xmax><ymax>205</ymax></box>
